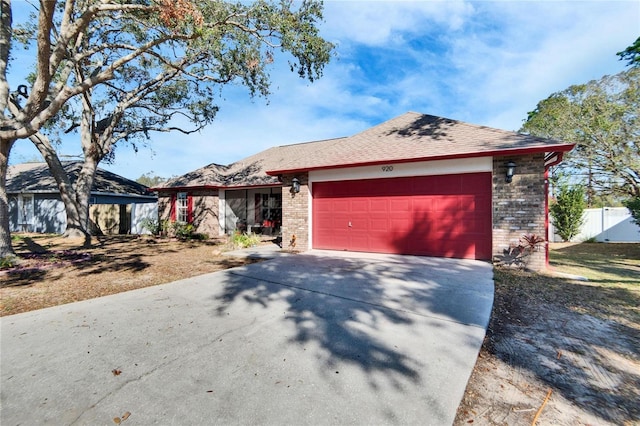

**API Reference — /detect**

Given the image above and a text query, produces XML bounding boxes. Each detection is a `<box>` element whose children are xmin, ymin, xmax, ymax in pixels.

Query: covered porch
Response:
<box><xmin>222</xmin><ymin>186</ymin><xmax>282</xmax><ymax>235</ymax></box>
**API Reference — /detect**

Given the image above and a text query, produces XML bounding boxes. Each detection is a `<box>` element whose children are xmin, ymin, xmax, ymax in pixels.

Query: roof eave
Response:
<box><xmin>89</xmin><ymin>191</ymin><xmax>157</xmax><ymax>200</ymax></box>
<box><xmin>153</xmin><ymin>182</ymin><xmax>282</xmax><ymax>192</ymax></box>
<box><xmin>266</xmin><ymin>144</ymin><xmax>576</xmax><ymax>175</ymax></box>
<box><xmin>152</xmin><ymin>184</ymin><xmax>222</xmax><ymax>192</ymax></box>
<box><xmin>219</xmin><ymin>183</ymin><xmax>282</xmax><ymax>191</ymax></box>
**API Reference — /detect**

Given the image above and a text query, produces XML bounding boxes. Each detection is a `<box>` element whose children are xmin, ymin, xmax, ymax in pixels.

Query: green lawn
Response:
<box><xmin>547</xmin><ymin>242</ymin><xmax>640</xmax><ymax>326</ymax></box>
<box><xmin>492</xmin><ymin>243</ymin><xmax>640</xmax><ymax>332</ymax></box>
<box><xmin>550</xmin><ymin>242</ymin><xmax>640</xmax><ymax>284</ymax></box>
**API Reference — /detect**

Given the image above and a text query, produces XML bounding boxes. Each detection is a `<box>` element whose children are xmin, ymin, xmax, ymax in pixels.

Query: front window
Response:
<box><xmin>176</xmin><ymin>192</ymin><xmax>188</xmax><ymax>223</ymax></box>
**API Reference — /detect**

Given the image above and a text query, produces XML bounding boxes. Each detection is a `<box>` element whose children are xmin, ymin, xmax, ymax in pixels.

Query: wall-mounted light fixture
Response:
<box><xmin>291</xmin><ymin>177</ymin><xmax>301</xmax><ymax>193</ymax></box>
<box><xmin>505</xmin><ymin>160</ymin><xmax>516</xmax><ymax>183</ymax></box>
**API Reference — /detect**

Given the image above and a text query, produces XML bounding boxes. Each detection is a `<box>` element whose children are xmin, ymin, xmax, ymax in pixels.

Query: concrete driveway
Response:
<box><xmin>1</xmin><ymin>250</ymin><xmax>493</xmax><ymax>425</ymax></box>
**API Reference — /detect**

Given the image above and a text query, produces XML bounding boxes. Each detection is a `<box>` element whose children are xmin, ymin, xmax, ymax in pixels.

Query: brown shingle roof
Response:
<box><xmin>160</xmin><ymin>137</ymin><xmax>347</xmax><ymax>189</ymax></box>
<box><xmin>160</xmin><ymin>112</ymin><xmax>573</xmax><ymax>189</ymax></box>
<box><xmin>267</xmin><ymin>112</ymin><xmax>574</xmax><ymax>174</ymax></box>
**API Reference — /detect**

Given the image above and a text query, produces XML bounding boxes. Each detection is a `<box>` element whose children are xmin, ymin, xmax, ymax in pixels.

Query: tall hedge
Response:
<box><xmin>623</xmin><ymin>197</ymin><xmax>640</xmax><ymax>227</ymax></box>
<box><xmin>551</xmin><ymin>184</ymin><xmax>586</xmax><ymax>242</ymax></box>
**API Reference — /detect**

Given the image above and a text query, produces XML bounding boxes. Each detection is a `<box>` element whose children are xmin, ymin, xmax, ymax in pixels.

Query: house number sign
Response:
<box><xmin>381</xmin><ymin>165</ymin><xmax>394</xmax><ymax>172</ymax></box>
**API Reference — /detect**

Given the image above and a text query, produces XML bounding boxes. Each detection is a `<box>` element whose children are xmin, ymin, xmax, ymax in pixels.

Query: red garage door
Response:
<box><xmin>312</xmin><ymin>173</ymin><xmax>492</xmax><ymax>260</ymax></box>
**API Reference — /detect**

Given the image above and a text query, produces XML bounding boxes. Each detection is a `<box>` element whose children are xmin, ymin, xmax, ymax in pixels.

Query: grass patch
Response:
<box><xmin>495</xmin><ymin>267</ymin><xmax>640</xmax><ymax>330</ymax></box>
<box><xmin>547</xmin><ymin>242</ymin><xmax>640</xmax><ymax>328</ymax></box>
<box><xmin>486</xmin><ymin>243</ymin><xmax>640</xmax><ymax>345</ymax></box>
<box><xmin>550</xmin><ymin>242</ymin><xmax>640</xmax><ymax>284</ymax></box>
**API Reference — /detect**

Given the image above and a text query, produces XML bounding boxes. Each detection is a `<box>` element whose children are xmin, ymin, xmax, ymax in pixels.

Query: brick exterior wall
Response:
<box><xmin>281</xmin><ymin>173</ymin><xmax>309</xmax><ymax>251</ymax></box>
<box><xmin>157</xmin><ymin>190</ymin><xmax>220</xmax><ymax>238</ymax></box>
<box><xmin>492</xmin><ymin>154</ymin><xmax>547</xmax><ymax>271</ymax></box>
<box><xmin>191</xmin><ymin>189</ymin><xmax>220</xmax><ymax>237</ymax></box>
<box><xmin>157</xmin><ymin>194</ymin><xmax>171</xmax><ymax>225</ymax></box>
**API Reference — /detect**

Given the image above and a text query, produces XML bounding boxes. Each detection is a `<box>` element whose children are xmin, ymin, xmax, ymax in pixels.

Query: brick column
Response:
<box><xmin>492</xmin><ymin>154</ymin><xmax>547</xmax><ymax>270</ymax></box>
<box><xmin>281</xmin><ymin>173</ymin><xmax>309</xmax><ymax>251</ymax></box>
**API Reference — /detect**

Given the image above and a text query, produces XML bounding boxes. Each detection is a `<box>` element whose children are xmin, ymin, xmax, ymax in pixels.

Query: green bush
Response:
<box><xmin>230</xmin><ymin>232</ymin><xmax>261</xmax><ymax>248</ymax></box>
<box><xmin>140</xmin><ymin>218</ymin><xmax>162</xmax><ymax>235</ymax></box>
<box><xmin>623</xmin><ymin>197</ymin><xmax>640</xmax><ymax>227</ymax></box>
<box><xmin>0</xmin><ymin>256</ymin><xmax>19</xmax><ymax>269</ymax></box>
<box><xmin>172</xmin><ymin>222</ymin><xmax>196</xmax><ymax>240</ymax></box>
<box><xmin>160</xmin><ymin>219</ymin><xmax>171</xmax><ymax>236</ymax></box>
<box><xmin>550</xmin><ymin>183</ymin><xmax>586</xmax><ymax>242</ymax></box>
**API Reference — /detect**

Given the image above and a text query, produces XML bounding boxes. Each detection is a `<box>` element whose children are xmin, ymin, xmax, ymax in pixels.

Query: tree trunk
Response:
<box><xmin>28</xmin><ymin>132</ymin><xmax>88</xmax><ymax>240</ymax></box>
<box><xmin>72</xmin><ymin>156</ymin><xmax>99</xmax><ymax>238</ymax></box>
<box><xmin>0</xmin><ymin>0</ymin><xmax>14</xmax><ymax>258</ymax></box>
<box><xmin>0</xmin><ymin>138</ymin><xmax>15</xmax><ymax>258</ymax></box>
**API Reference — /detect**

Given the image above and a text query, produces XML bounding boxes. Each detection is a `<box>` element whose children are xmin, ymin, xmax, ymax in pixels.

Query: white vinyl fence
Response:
<box><xmin>549</xmin><ymin>207</ymin><xmax>640</xmax><ymax>243</ymax></box>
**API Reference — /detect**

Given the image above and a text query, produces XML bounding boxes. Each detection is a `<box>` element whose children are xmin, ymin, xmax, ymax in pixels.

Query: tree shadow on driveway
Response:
<box><xmin>213</xmin><ymin>252</ymin><xmax>494</xmax><ymax>392</ymax></box>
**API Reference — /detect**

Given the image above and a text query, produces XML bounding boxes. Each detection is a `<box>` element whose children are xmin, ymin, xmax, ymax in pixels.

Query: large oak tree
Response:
<box><xmin>520</xmin><ymin>66</ymin><xmax>639</xmax><ymax>205</ymax></box>
<box><xmin>0</xmin><ymin>0</ymin><xmax>333</xmax><ymax>257</ymax></box>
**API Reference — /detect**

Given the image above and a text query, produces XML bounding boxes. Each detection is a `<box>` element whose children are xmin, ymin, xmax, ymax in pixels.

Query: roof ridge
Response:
<box><xmin>274</xmin><ymin>136</ymin><xmax>348</xmax><ymax>149</ymax></box>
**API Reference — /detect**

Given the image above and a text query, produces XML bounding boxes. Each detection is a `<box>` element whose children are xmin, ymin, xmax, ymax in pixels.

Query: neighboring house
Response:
<box><xmin>155</xmin><ymin>112</ymin><xmax>574</xmax><ymax>270</ymax></box>
<box><xmin>7</xmin><ymin>162</ymin><xmax>157</xmax><ymax>235</ymax></box>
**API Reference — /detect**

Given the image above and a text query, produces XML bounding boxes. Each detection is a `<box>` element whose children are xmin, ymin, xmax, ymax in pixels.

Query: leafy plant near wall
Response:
<box><xmin>172</xmin><ymin>223</ymin><xmax>196</xmax><ymax>240</ymax></box>
<box><xmin>495</xmin><ymin>233</ymin><xmax>546</xmax><ymax>269</ymax></box>
<box><xmin>140</xmin><ymin>218</ymin><xmax>162</xmax><ymax>235</ymax></box>
<box><xmin>231</xmin><ymin>232</ymin><xmax>261</xmax><ymax>249</ymax></box>
<box><xmin>550</xmin><ymin>182</ymin><xmax>586</xmax><ymax>242</ymax></box>
<box><xmin>623</xmin><ymin>197</ymin><xmax>640</xmax><ymax>227</ymax></box>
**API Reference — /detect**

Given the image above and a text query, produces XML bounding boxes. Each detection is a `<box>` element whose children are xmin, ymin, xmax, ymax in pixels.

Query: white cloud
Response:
<box><xmin>434</xmin><ymin>1</ymin><xmax>639</xmax><ymax>128</ymax></box>
<box><xmin>323</xmin><ymin>1</ymin><xmax>475</xmax><ymax>46</ymax></box>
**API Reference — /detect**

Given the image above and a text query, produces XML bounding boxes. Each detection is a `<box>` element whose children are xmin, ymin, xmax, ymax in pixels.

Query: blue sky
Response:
<box><xmin>7</xmin><ymin>1</ymin><xmax>640</xmax><ymax>181</ymax></box>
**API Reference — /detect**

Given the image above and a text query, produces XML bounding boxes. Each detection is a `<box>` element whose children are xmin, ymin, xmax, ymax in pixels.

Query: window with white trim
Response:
<box><xmin>176</xmin><ymin>192</ymin><xmax>188</xmax><ymax>223</ymax></box>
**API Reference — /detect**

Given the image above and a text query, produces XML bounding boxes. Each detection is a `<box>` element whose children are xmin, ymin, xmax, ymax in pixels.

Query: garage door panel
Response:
<box><xmin>461</xmin><ymin>218</ymin><xmax>488</xmax><ymax>234</ymax></box>
<box><xmin>390</xmin><ymin>217</ymin><xmax>413</xmax><ymax>234</ymax></box>
<box><xmin>411</xmin><ymin>197</ymin><xmax>434</xmax><ymax>212</ymax></box>
<box><xmin>312</xmin><ymin>173</ymin><xmax>491</xmax><ymax>260</ymax></box>
<box><xmin>350</xmin><ymin>235</ymin><xmax>367</xmax><ymax>247</ymax></box>
<box><xmin>350</xmin><ymin>198</ymin><xmax>368</xmax><ymax>209</ymax></box>
<box><xmin>333</xmin><ymin>199</ymin><xmax>350</xmax><ymax>213</ymax></box>
<box><xmin>408</xmin><ymin>239</ymin><xmax>478</xmax><ymax>258</ymax></box>
<box><xmin>389</xmin><ymin>198</ymin><xmax>411</xmax><ymax>212</ymax></box>
<box><xmin>370</xmin><ymin>219</ymin><xmax>389</xmax><ymax>232</ymax></box>
<box><xmin>433</xmin><ymin>197</ymin><xmax>461</xmax><ymax>212</ymax></box>
<box><xmin>467</xmin><ymin>196</ymin><xmax>491</xmax><ymax>212</ymax></box>
<box><xmin>330</xmin><ymin>235</ymin><xmax>350</xmax><ymax>250</ymax></box>
<box><xmin>369</xmin><ymin>199</ymin><xmax>388</xmax><ymax>212</ymax></box>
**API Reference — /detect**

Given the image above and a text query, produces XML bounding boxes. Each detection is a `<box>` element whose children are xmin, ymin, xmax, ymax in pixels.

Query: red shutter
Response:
<box><xmin>170</xmin><ymin>193</ymin><xmax>177</xmax><ymax>222</ymax></box>
<box><xmin>187</xmin><ymin>194</ymin><xmax>194</xmax><ymax>223</ymax></box>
